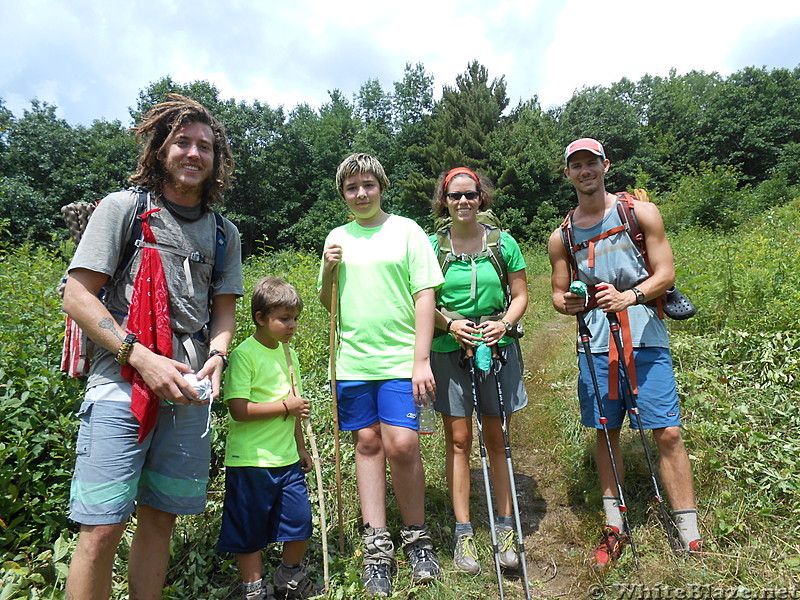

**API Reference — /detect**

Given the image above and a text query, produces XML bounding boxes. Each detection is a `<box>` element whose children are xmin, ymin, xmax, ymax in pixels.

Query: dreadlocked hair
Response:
<box><xmin>129</xmin><ymin>93</ymin><xmax>234</xmax><ymax>209</ymax></box>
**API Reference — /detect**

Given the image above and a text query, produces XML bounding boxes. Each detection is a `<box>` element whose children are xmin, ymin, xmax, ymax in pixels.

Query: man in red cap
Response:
<box><xmin>548</xmin><ymin>138</ymin><xmax>702</xmax><ymax>569</ymax></box>
<box><xmin>62</xmin><ymin>94</ymin><xmax>243</xmax><ymax>599</ymax></box>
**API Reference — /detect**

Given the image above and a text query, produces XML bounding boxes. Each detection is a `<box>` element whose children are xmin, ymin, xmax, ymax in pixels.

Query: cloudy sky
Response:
<box><xmin>3</xmin><ymin>0</ymin><xmax>799</xmax><ymax>126</ymax></box>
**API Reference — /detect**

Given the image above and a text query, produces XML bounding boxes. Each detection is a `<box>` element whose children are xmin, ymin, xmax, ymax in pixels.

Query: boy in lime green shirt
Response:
<box><xmin>217</xmin><ymin>277</ymin><xmax>320</xmax><ymax>600</ymax></box>
<box><xmin>318</xmin><ymin>153</ymin><xmax>444</xmax><ymax>597</ymax></box>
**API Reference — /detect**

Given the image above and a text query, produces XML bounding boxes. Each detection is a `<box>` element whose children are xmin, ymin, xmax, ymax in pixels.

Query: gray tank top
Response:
<box><xmin>572</xmin><ymin>206</ymin><xmax>669</xmax><ymax>352</ymax></box>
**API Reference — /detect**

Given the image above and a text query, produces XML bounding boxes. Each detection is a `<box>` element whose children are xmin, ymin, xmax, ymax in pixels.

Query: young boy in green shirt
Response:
<box><xmin>318</xmin><ymin>153</ymin><xmax>445</xmax><ymax>597</ymax></box>
<box><xmin>217</xmin><ymin>277</ymin><xmax>320</xmax><ymax>600</ymax></box>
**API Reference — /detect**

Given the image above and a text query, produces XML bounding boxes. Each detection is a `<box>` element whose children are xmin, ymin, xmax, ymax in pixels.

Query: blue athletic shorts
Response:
<box><xmin>335</xmin><ymin>379</ymin><xmax>418</xmax><ymax>431</ymax></box>
<box><xmin>216</xmin><ymin>463</ymin><xmax>313</xmax><ymax>554</ymax></box>
<box><xmin>577</xmin><ymin>347</ymin><xmax>681</xmax><ymax>430</ymax></box>
<box><xmin>69</xmin><ymin>381</ymin><xmax>211</xmax><ymax>525</ymax></box>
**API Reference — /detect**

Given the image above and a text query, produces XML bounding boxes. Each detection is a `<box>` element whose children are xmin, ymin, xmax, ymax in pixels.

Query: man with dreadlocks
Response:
<box><xmin>63</xmin><ymin>94</ymin><xmax>243</xmax><ymax>599</ymax></box>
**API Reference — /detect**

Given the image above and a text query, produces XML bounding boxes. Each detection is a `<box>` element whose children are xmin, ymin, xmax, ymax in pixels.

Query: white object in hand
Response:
<box><xmin>182</xmin><ymin>373</ymin><xmax>213</xmax><ymax>402</ymax></box>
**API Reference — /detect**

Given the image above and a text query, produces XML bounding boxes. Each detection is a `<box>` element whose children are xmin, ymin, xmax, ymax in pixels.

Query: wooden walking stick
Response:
<box><xmin>329</xmin><ymin>270</ymin><xmax>345</xmax><ymax>553</ymax></box>
<box><xmin>283</xmin><ymin>342</ymin><xmax>330</xmax><ymax>591</ymax></box>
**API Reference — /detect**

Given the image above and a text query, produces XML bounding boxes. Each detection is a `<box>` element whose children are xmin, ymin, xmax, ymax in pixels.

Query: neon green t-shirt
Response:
<box><xmin>430</xmin><ymin>230</ymin><xmax>527</xmax><ymax>354</ymax></box>
<box><xmin>319</xmin><ymin>215</ymin><xmax>444</xmax><ymax>380</ymax></box>
<box><xmin>223</xmin><ymin>336</ymin><xmax>302</xmax><ymax>468</ymax></box>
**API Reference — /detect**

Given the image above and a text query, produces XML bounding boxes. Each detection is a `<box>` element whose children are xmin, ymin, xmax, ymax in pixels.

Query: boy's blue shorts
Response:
<box><xmin>216</xmin><ymin>463</ymin><xmax>312</xmax><ymax>554</ymax></box>
<box><xmin>577</xmin><ymin>347</ymin><xmax>681</xmax><ymax>430</ymax></box>
<box><xmin>336</xmin><ymin>379</ymin><xmax>418</xmax><ymax>431</ymax></box>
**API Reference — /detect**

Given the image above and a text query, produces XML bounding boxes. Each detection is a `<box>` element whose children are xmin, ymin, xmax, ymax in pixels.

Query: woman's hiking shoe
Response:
<box><xmin>400</xmin><ymin>525</ymin><xmax>441</xmax><ymax>584</ymax></box>
<box><xmin>272</xmin><ymin>564</ymin><xmax>321</xmax><ymax>599</ymax></box>
<box><xmin>590</xmin><ymin>525</ymin><xmax>628</xmax><ymax>570</ymax></box>
<box><xmin>495</xmin><ymin>524</ymin><xmax>520</xmax><ymax>570</ymax></box>
<box><xmin>362</xmin><ymin>525</ymin><xmax>395</xmax><ymax>597</ymax></box>
<box><xmin>453</xmin><ymin>533</ymin><xmax>481</xmax><ymax>574</ymax></box>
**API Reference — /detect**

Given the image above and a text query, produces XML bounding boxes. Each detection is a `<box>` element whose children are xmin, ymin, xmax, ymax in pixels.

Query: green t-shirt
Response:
<box><xmin>430</xmin><ymin>230</ymin><xmax>526</xmax><ymax>354</ymax></box>
<box><xmin>319</xmin><ymin>215</ymin><xmax>444</xmax><ymax>380</ymax></box>
<box><xmin>223</xmin><ymin>336</ymin><xmax>302</xmax><ymax>468</ymax></box>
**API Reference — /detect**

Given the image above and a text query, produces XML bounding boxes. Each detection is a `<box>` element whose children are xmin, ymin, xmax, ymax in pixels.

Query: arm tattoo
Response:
<box><xmin>99</xmin><ymin>317</ymin><xmax>123</xmax><ymax>341</ymax></box>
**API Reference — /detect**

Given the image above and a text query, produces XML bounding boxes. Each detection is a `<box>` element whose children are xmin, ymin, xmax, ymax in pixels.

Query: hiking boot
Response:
<box><xmin>590</xmin><ymin>525</ymin><xmax>628</xmax><ymax>570</ymax></box>
<box><xmin>495</xmin><ymin>524</ymin><xmax>520</xmax><ymax>570</ymax></box>
<box><xmin>400</xmin><ymin>525</ymin><xmax>441</xmax><ymax>585</ymax></box>
<box><xmin>242</xmin><ymin>579</ymin><xmax>276</xmax><ymax>600</ymax></box>
<box><xmin>453</xmin><ymin>532</ymin><xmax>481</xmax><ymax>574</ymax></box>
<box><xmin>362</xmin><ymin>525</ymin><xmax>395</xmax><ymax>597</ymax></box>
<box><xmin>272</xmin><ymin>563</ymin><xmax>321</xmax><ymax>599</ymax></box>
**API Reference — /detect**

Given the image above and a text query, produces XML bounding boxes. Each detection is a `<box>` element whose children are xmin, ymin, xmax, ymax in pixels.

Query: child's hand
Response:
<box><xmin>285</xmin><ymin>393</ymin><xmax>310</xmax><ymax>419</ymax></box>
<box><xmin>299</xmin><ymin>448</ymin><xmax>313</xmax><ymax>473</ymax></box>
<box><xmin>322</xmin><ymin>243</ymin><xmax>342</xmax><ymax>272</ymax></box>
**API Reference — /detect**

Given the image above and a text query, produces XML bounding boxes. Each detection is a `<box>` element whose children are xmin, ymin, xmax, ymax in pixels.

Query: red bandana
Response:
<box><xmin>122</xmin><ymin>208</ymin><xmax>173</xmax><ymax>442</ymax></box>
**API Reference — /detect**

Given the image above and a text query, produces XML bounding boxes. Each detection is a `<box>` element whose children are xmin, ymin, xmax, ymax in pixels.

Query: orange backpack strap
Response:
<box><xmin>615</xmin><ymin>191</ymin><xmax>666</xmax><ymax>318</ymax></box>
<box><xmin>563</xmin><ymin>205</ymin><xmax>626</xmax><ymax>269</ymax></box>
<box><xmin>608</xmin><ymin>309</ymin><xmax>638</xmax><ymax>399</ymax></box>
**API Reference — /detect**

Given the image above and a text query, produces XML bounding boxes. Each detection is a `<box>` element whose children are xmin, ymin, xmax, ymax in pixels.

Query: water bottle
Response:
<box><xmin>416</xmin><ymin>395</ymin><xmax>436</xmax><ymax>435</ymax></box>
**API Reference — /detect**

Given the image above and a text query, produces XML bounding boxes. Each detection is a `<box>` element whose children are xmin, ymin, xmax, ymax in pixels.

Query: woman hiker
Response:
<box><xmin>428</xmin><ymin>167</ymin><xmax>529</xmax><ymax>574</ymax></box>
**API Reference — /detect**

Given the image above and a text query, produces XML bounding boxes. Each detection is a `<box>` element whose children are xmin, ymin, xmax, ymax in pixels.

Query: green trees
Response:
<box><xmin>1</xmin><ymin>64</ymin><xmax>798</xmax><ymax>250</ymax></box>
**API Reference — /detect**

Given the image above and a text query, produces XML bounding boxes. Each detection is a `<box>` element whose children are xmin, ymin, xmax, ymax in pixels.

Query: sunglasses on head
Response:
<box><xmin>446</xmin><ymin>191</ymin><xmax>480</xmax><ymax>201</ymax></box>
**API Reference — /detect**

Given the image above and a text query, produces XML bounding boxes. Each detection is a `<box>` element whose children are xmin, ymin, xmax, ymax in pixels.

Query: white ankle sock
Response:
<box><xmin>603</xmin><ymin>496</ymin><xmax>623</xmax><ymax>530</ymax></box>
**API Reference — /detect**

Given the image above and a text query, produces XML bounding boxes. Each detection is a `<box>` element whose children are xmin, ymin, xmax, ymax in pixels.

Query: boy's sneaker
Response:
<box><xmin>363</xmin><ymin>525</ymin><xmax>396</xmax><ymax>597</ymax></box>
<box><xmin>242</xmin><ymin>579</ymin><xmax>276</xmax><ymax>600</ymax></box>
<box><xmin>400</xmin><ymin>525</ymin><xmax>441</xmax><ymax>585</ymax></box>
<box><xmin>495</xmin><ymin>524</ymin><xmax>520</xmax><ymax>570</ymax></box>
<box><xmin>590</xmin><ymin>525</ymin><xmax>628</xmax><ymax>570</ymax></box>
<box><xmin>453</xmin><ymin>533</ymin><xmax>481</xmax><ymax>574</ymax></box>
<box><xmin>272</xmin><ymin>563</ymin><xmax>321</xmax><ymax>599</ymax></box>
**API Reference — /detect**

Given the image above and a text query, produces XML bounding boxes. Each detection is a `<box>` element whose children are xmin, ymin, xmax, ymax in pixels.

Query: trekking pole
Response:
<box><xmin>329</xmin><ymin>268</ymin><xmax>345</xmax><ymax>553</ymax></box>
<box><xmin>605</xmin><ymin>311</ymin><xmax>678</xmax><ymax>552</ymax></box>
<box><xmin>489</xmin><ymin>346</ymin><xmax>532</xmax><ymax>600</ymax></box>
<box><xmin>283</xmin><ymin>342</ymin><xmax>330</xmax><ymax>591</ymax></box>
<box><xmin>570</xmin><ymin>278</ymin><xmax>639</xmax><ymax>568</ymax></box>
<box><xmin>464</xmin><ymin>343</ymin><xmax>505</xmax><ymax>600</ymax></box>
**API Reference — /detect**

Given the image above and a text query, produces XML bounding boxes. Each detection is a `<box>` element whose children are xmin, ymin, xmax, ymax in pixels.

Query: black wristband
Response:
<box><xmin>446</xmin><ymin>318</ymin><xmax>455</xmax><ymax>334</ymax></box>
<box><xmin>208</xmin><ymin>349</ymin><xmax>229</xmax><ymax>371</ymax></box>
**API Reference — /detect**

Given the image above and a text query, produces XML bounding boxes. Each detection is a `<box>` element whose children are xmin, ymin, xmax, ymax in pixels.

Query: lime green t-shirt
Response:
<box><xmin>430</xmin><ymin>230</ymin><xmax>527</xmax><ymax>354</ymax></box>
<box><xmin>223</xmin><ymin>336</ymin><xmax>302</xmax><ymax>468</ymax></box>
<box><xmin>319</xmin><ymin>215</ymin><xmax>444</xmax><ymax>380</ymax></box>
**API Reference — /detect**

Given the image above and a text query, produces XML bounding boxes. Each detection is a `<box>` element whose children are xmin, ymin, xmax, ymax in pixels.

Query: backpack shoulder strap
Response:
<box><xmin>112</xmin><ymin>190</ymin><xmax>150</xmax><ymax>283</ymax></box>
<box><xmin>615</xmin><ymin>192</ymin><xmax>651</xmax><ymax>274</ymax></box>
<box><xmin>483</xmin><ymin>225</ymin><xmax>509</xmax><ymax>302</ymax></box>
<box><xmin>559</xmin><ymin>209</ymin><xmax>578</xmax><ymax>280</ymax></box>
<box><xmin>211</xmin><ymin>210</ymin><xmax>226</xmax><ymax>282</ymax></box>
<box><xmin>435</xmin><ymin>226</ymin><xmax>454</xmax><ymax>276</ymax></box>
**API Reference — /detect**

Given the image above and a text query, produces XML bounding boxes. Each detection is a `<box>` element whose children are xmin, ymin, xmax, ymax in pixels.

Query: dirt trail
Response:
<box><xmin>506</xmin><ymin>310</ymin><xmax>590</xmax><ymax>599</ymax></box>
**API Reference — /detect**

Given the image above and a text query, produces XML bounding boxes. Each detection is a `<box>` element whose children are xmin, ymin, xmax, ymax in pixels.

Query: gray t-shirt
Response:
<box><xmin>69</xmin><ymin>189</ymin><xmax>244</xmax><ymax>387</ymax></box>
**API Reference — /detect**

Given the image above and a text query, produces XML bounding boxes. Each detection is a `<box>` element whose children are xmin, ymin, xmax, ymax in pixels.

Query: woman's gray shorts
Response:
<box><xmin>431</xmin><ymin>341</ymin><xmax>528</xmax><ymax>418</ymax></box>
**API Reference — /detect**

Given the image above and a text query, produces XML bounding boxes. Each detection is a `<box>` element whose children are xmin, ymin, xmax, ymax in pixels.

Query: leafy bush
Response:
<box><xmin>0</xmin><ymin>240</ymin><xmax>84</xmax><ymax>594</ymax></box>
<box><xmin>670</xmin><ymin>198</ymin><xmax>800</xmax><ymax>332</ymax></box>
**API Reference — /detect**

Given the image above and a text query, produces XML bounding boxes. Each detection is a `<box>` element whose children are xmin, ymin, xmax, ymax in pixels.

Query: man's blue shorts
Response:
<box><xmin>69</xmin><ymin>381</ymin><xmax>211</xmax><ymax>525</ymax></box>
<box><xmin>577</xmin><ymin>347</ymin><xmax>681</xmax><ymax>430</ymax></box>
<box><xmin>216</xmin><ymin>463</ymin><xmax>312</xmax><ymax>554</ymax></box>
<box><xmin>335</xmin><ymin>379</ymin><xmax>418</xmax><ymax>431</ymax></box>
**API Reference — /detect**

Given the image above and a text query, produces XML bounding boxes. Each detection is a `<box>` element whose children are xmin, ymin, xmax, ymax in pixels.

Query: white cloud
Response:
<box><xmin>1</xmin><ymin>0</ymin><xmax>798</xmax><ymax>124</ymax></box>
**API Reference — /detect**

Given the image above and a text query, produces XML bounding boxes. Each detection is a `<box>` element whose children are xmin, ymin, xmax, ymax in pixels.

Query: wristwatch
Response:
<box><xmin>631</xmin><ymin>287</ymin><xmax>646</xmax><ymax>305</ymax></box>
<box><xmin>501</xmin><ymin>319</ymin><xmax>513</xmax><ymax>333</ymax></box>
<box><xmin>208</xmin><ymin>349</ymin><xmax>229</xmax><ymax>371</ymax></box>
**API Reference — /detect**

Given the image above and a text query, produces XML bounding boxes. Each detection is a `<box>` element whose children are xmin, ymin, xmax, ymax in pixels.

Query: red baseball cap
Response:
<box><xmin>565</xmin><ymin>138</ymin><xmax>606</xmax><ymax>164</ymax></box>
